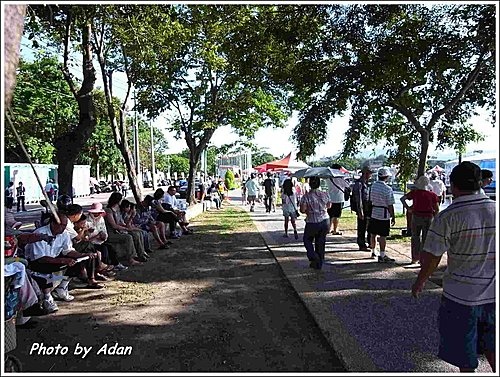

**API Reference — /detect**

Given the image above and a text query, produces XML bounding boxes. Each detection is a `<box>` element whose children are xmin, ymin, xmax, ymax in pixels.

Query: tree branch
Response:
<box><xmin>61</xmin><ymin>11</ymin><xmax>77</xmax><ymax>98</ymax></box>
<box><xmin>428</xmin><ymin>52</ymin><xmax>488</xmax><ymax>129</ymax></box>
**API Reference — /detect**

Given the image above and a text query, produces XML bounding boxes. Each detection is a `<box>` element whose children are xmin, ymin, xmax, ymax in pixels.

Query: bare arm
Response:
<box><xmin>412</xmin><ymin>251</ymin><xmax>442</xmax><ymax>298</ymax></box>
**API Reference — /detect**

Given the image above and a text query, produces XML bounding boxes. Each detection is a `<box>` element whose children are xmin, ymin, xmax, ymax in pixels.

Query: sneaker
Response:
<box><xmin>42</xmin><ymin>299</ymin><xmax>59</xmax><ymax>313</ymax></box>
<box><xmin>378</xmin><ymin>255</ymin><xmax>395</xmax><ymax>263</ymax></box>
<box><xmin>52</xmin><ymin>288</ymin><xmax>75</xmax><ymax>302</ymax></box>
<box><xmin>114</xmin><ymin>263</ymin><xmax>128</xmax><ymax>271</ymax></box>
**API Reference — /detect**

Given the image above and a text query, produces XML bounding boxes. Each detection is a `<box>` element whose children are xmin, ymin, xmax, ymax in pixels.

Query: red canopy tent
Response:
<box><xmin>253</xmin><ymin>152</ymin><xmax>310</xmax><ymax>173</ymax></box>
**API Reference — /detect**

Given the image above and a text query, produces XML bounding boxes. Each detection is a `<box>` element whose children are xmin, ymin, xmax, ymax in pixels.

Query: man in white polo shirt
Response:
<box><xmin>412</xmin><ymin>161</ymin><xmax>496</xmax><ymax>373</ymax></box>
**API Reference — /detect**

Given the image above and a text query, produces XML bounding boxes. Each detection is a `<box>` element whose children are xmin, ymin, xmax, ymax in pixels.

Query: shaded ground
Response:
<box><xmin>10</xmin><ymin>204</ymin><xmax>345</xmax><ymax>372</ymax></box>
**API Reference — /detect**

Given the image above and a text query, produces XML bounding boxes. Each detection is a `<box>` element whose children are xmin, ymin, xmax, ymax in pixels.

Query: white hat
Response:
<box><xmin>378</xmin><ymin>167</ymin><xmax>392</xmax><ymax>177</ymax></box>
<box><xmin>415</xmin><ymin>175</ymin><xmax>430</xmax><ymax>190</ymax></box>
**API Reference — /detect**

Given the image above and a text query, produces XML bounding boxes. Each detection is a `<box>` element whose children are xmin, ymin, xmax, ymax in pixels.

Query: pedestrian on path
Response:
<box><xmin>281</xmin><ymin>178</ymin><xmax>299</xmax><ymax>239</ymax></box>
<box><xmin>412</xmin><ymin>161</ymin><xmax>496</xmax><ymax>373</ymax></box>
<box><xmin>367</xmin><ymin>168</ymin><xmax>396</xmax><ymax>263</ymax></box>
<box><xmin>326</xmin><ymin>164</ymin><xmax>349</xmax><ymax>235</ymax></box>
<box><xmin>351</xmin><ymin>166</ymin><xmax>373</xmax><ymax>250</ymax></box>
<box><xmin>245</xmin><ymin>173</ymin><xmax>260</xmax><ymax>212</ymax></box>
<box><xmin>400</xmin><ymin>175</ymin><xmax>439</xmax><ymax>266</ymax></box>
<box><xmin>16</xmin><ymin>181</ymin><xmax>27</xmax><ymax>212</ymax></box>
<box><xmin>299</xmin><ymin>176</ymin><xmax>331</xmax><ymax>270</ymax></box>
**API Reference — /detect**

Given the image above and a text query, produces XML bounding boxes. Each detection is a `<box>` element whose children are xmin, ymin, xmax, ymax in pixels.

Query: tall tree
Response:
<box><xmin>120</xmin><ymin>5</ymin><xmax>290</xmax><ymax>203</ymax></box>
<box><xmin>24</xmin><ymin>4</ymin><xmax>98</xmax><ymax>196</ymax></box>
<box><xmin>276</xmin><ymin>4</ymin><xmax>496</xmax><ymax>181</ymax></box>
<box><xmin>7</xmin><ymin>56</ymin><xmax>78</xmax><ymax>163</ymax></box>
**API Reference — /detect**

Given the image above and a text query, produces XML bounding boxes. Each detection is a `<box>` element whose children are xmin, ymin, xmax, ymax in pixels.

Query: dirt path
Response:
<box><xmin>11</xmin><ymin>204</ymin><xmax>345</xmax><ymax>372</ymax></box>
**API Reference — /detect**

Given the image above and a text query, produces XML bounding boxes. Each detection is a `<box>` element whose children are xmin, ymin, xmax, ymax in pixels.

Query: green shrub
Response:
<box><xmin>225</xmin><ymin>169</ymin><xmax>236</xmax><ymax>190</ymax></box>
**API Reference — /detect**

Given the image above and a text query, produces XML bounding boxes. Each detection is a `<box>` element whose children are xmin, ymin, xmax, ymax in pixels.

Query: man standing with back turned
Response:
<box><xmin>412</xmin><ymin>161</ymin><xmax>496</xmax><ymax>373</ymax></box>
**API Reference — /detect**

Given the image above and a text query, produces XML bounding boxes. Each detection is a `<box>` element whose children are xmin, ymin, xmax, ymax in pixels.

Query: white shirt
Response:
<box><xmin>326</xmin><ymin>178</ymin><xmax>349</xmax><ymax>203</ymax></box>
<box><xmin>369</xmin><ymin>180</ymin><xmax>395</xmax><ymax>220</ymax></box>
<box><xmin>24</xmin><ymin>225</ymin><xmax>74</xmax><ymax>261</ymax></box>
<box><xmin>429</xmin><ymin>179</ymin><xmax>446</xmax><ymax>197</ymax></box>
<box><xmin>87</xmin><ymin>215</ymin><xmax>108</xmax><ymax>245</ymax></box>
<box><xmin>163</xmin><ymin>192</ymin><xmax>178</xmax><ymax>209</ymax></box>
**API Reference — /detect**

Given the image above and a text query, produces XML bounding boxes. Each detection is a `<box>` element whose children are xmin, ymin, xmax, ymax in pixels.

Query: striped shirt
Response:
<box><xmin>423</xmin><ymin>193</ymin><xmax>495</xmax><ymax>306</ymax></box>
<box><xmin>300</xmin><ymin>190</ymin><xmax>330</xmax><ymax>223</ymax></box>
<box><xmin>369</xmin><ymin>180</ymin><xmax>395</xmax><ymax>220</ymax></box>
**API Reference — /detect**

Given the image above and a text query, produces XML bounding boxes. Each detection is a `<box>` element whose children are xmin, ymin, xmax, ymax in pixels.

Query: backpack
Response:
<box><xmin>343</xmin><ymin>186</ymin><xmax>351</xmax><ymax>202</ymax></box>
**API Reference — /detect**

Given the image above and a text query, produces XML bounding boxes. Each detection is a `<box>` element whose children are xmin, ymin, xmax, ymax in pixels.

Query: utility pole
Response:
<box><xmin>133</xmin><ymin>89</ymin><xmax>141</xmax><ymax>186</ymax></box>
<box><xmin>150</xmin><ymin>120</ymin><xmax>156</xmax><ymax>190</ymax></box>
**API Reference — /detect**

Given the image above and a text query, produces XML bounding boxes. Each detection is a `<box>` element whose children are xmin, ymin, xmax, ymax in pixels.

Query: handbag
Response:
<box><xmin>288</xmin><ymin>195</ymin><xmax>300</xmax><ymax>218</ymax></box>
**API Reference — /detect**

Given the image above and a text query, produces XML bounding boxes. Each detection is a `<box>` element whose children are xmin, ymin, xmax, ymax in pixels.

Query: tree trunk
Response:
<box><xmin>417</xmin><ymin>130</ymin><xmax>430</xmax><ymax>178</ymax></box>
<box><xmin>4</xmin><ymin>4</ymin><xmax>26</xmax><ymax>109</ymax></box>
<box><xmin>119</xmin><ymin>111</ymin><xmax>143</xmax><ymax>202</ymax></box>
<box><xmin>56</xmin><ymin>22</ymin><xmax>96</xmax><ymax>196</ymax></box>
<box><xmin>187</xmin><ymin>148</ymin><xmax>202</xmax><ymax>204</ymax></box>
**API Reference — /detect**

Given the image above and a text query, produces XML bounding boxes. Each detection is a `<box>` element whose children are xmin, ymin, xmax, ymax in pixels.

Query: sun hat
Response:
<box><xmin>414</xmin><ymin>175</ymin><xmax>430</xmax><ymax>190</ymax></box>
<box><xmin>88</xmin><ymin>202</ymin><xmax>106</xmax><ymax>214</ymax></box>
<box><xmin>378</xmin><ymin>167</ymin><xmax>392</xmax><ymax>178</ymax></box>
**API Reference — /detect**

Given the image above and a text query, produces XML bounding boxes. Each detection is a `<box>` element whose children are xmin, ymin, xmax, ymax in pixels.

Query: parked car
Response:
<box><xmin>176</xmin><ymin>180</ymin><xmax>188</xmax><ymax>199</ymax></box>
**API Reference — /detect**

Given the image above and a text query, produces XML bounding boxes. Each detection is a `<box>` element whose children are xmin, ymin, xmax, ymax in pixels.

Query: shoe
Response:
<box><xmin>23</xmin><ymin>304</ymin><xmax>50</xmax><ymax>317</ymax></box>
<box><xmin>371</xmin><ymin>252</ymin><xmax>377</xmax><ymax>258</ymax></box>
<box><xmin>52</xmin><ymin>288</ymin><xmax>75</xmax><ymax>302</ymax></box>
<box><xmin>84</xmin><ymin>283</ymin><xmax>105</xmax><ymax>289</ymax></box>
<box><xmin>158</xmin><ymin>244</ymin><xmax>169</xmax><ymax>250</ymax></box>
<box><xmin>114</xmin><ymin>263</ymin><xmax>128</xmax><ymax>271</ymax></box>
<box><xmin>358</xmin><ymin>246</ymin><xmax>370</xmax><ymax>251</ymax></box>
<box><xmin>42</xmin><ymin>299</ymin><xmax>59</xmax><ymax>313</ymax></box>
<box><xmin>165</xmin><ymin>241</ymin><xmax>173</xmax><ymax>245</ymax></box>
<box><xmin>378</xmin><ymin>255</ymin><xmax>395</xmax><ymax>263</ymax></box>
<box><xmin>143</xmin><ymin>252</ymin><xmax>150</xmax><ymax>259</ymax></box>
<box><xmin>135</xmin><ymin>256</ymin><xmax>148</xmax><ymax>263</ymax></box>
<box><xmin>95</xmin><ymin>273</ymin><xmax>109</xmax><ymax>281</ymax></box>
<box><xmin>170</xmin><ymin>234</ymin><xmax>180</xmax><ymax>240</ymax></box>
<box><xmin>146</xmin><ymin>249</ymin><xmax>155</xmax><ymax>254</ymax></box>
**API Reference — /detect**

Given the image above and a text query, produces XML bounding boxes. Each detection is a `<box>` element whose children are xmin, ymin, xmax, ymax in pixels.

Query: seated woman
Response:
<box><xmin>135</xmin><ymin>195</ymin><xmax>171</xmax><ymax>250</ymax></box>
<box><xmin>207</xmin><ymin>183</ymin><xmax>222</xmax><ymax>210</ymax></box>
<box><xmin>86</xmin><ymin>202</ymin><xmax>122</xmax><ymax>272</ymax></box>
<box><xmin>105</xmin><ymin>192</ymin><xmax>149</xmax><ymax>263</ymax></box>
<box><xmin>120</xmin><ymin>200</ymin><xmax>154</xmax><ymax>255</ymax></box>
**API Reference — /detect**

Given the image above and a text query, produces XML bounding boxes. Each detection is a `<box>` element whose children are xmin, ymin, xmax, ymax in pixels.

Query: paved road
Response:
<box><xmin>227</xmin><ymin>189</ymin><xmax>492</xmax><ymax>373</ymax></box>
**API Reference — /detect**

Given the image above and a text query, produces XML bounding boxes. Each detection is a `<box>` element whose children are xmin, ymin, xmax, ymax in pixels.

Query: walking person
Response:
<box><xmin>245</xmin><ymin>173</ymin><xmax>260</xmax><ymax>212</ymax></box>
<box><xmin>326</xmin><ymin>164</ymin><xmax>349</xmax><ymax>235</ymax></box>
<box><xmin>368</xmin><ymin>168</ymin><xmax>396</xmax><ymax>263</ymax></box>
<box><xmin>16</xmin><ymin>181</ymin><xmax>27</xmax><ymax>212</ymax></box>
<box><xmin>351</xmin><ymin>166</ymin><xmax>373</xmax><ymax>251</ymax></box>
<box><xmin>479</xmin><ymin>169</ymin><xmax>493</xmax><ymax>195</ymax></box>
<box><xmin>263</xmin><ymin>172</ymin><xmax>276</xmax><ymax>213</ymax></box>
<box><xmin>299</xmin><ymin>176</ymin><xmax>332</xmax><ymax>270</ymax></box>
<box><xmin>412</xmin><ymin>162</ymin><xmax>496</xmax><ymax>373</ymax></box>
<box><xmin>281</xmin><ymin>178</ymin><xmax>299</xmax><ymax>239</ymax></box>
<box><xmin>429</xmin><ymin>171</ymin><xmax>447</xmax><ymax>205</ymax></box>
<box><xmin>400</xmin><ymin>175</ymin><xmax>439</xmax><ymax>266</ymax></box>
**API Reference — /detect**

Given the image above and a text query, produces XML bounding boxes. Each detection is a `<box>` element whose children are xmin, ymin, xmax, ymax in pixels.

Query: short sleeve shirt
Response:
<box><xmin>300</xmin><ymin>190</ymin><xmax>330</xmax><ymax>223</ymax></box>
<box><xmin>423</xmin><ymin>193</ymin><xmax>495</xmax><ymax>306</ymax></box>
<box><xmin>24</xmin><ymin>225</ymin><xmax>74</xmax><ymax>261</ymax></box>
<box><xmin>406</xmin><ymin>190</ymin><xmax>439</xmax><ymax>218</ymax></box>
<box><xmin>326</xmin><ymin>178</ymin><xmax>349</xmax><ymax>203</ymax></box>
<box><xmin>369</xmin><ymin>180</ymin><xmax>395</xmax><ymax>220</ymax></box>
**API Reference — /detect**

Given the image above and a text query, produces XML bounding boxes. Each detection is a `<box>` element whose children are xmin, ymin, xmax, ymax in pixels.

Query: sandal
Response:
<box><xmin>95</xmin><ymin>273</ymin><xmax>109</xmax><ymax>281</ymax></box>
<box><xmin>84</xmin><ymin>283</ymin><xmax>105</xmax><ymax>289</ymax></box>
<box><xmin>331</xmin><ymin>231</ymin><xmax>342</xmax><ymax>235</ymax></box>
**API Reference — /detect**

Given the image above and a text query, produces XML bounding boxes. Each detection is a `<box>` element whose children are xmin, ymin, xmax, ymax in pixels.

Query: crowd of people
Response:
<box><xmin>4</xmin><ymin>185</ymin><xmax>198</xmax><ymax>329</ymax></box>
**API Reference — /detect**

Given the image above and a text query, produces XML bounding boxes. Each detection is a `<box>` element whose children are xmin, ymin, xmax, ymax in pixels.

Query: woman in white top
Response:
<box><xmin>281</xmin><ymin>179</ymin><xmax>299</xmax><ymax>239</ymax></box>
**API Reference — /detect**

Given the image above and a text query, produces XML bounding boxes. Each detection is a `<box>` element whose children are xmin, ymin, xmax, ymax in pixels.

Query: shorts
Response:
<box><xmin>327</xmin><ymin>203</ymin><xmax>342</xmax><ymax>218</ymax></box>
<box><xmin>247</xmin><ymin>195</ymin><xmax>256</xmax><ymax>202</ymax></box>
<box><xmin>367</xmin><ymin>218</ymin><xmax>390</xmax><ymax>237</ymax></box>
<box><xmin>438</xmin><ymin>296</ymin><xmax>496</xmax><ymax>369</ymax></box>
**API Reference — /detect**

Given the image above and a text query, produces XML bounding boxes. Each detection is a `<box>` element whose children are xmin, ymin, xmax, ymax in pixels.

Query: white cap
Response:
<box><xmin>378</xmin><ymin>167</ymin><xmax>392</xmax><ymax>177</ymax></box>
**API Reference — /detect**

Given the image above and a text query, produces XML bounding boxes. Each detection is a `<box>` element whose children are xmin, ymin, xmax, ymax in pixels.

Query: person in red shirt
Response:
<box><xmin>400</xmin><ymin>175</ymin><xmax>440</xmax><ymax>266</ymax></box>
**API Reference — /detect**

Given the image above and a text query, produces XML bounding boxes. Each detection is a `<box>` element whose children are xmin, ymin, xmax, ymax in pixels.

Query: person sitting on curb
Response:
<box><xmin>136</xmin><ymin>195</ymin><xmax>172</xmax><ymax>250</ymax></box>
<box><xmin>24</xmin><ymin>214</ymin><xmax>103</xmax><ymax>313</ymax></box>
<box><xmin>120</xmin><ymin>200</ymin><xmax>155</xmax><ymax>255</ymax></box>
<box><xmin>151</xmin><ymin>189</ymin><xmax>181</xmax><ymax>239</ymax></box>
<box><xmin>163</xmin><ymin>186</ymin><xmax>193</xmax><ymax>235</ymax></box>
<box><xmin>105</xmin><ymin>192</ymin><xmax>149</xmax><ymax>263</ymax></box>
